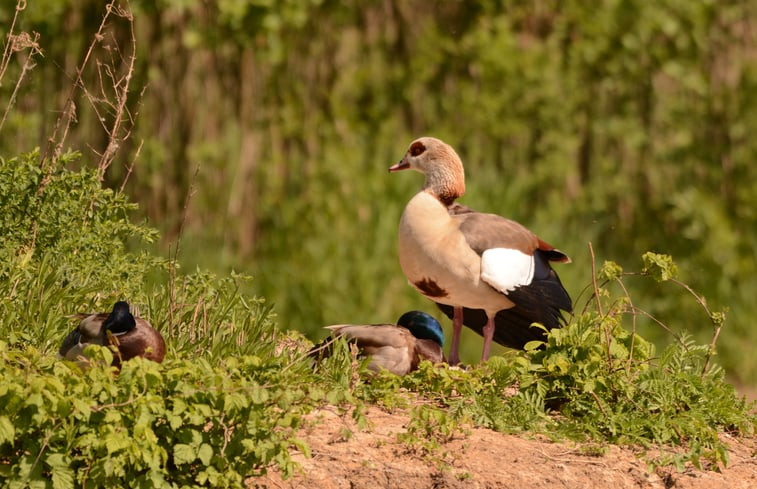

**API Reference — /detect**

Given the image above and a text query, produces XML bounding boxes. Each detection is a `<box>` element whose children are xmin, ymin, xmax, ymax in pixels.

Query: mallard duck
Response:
<box><xmin>59</xmin><ymin>301</ymin><xmax>166</xmax><ymax>366</ymax></box>
<box><xmin>389</xmin><ymin>137</ymin><xmax>572</xmax><ymax>365</ymax></box>
<box><xmin>313</xmin><ymin>310</ymin><xmax>445</xmax><ymax>375</ymax></box>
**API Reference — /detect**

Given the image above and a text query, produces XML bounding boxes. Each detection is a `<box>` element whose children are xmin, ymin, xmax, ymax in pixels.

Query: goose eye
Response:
<box><xmin>409</xmin><ymin>142</ymin><xmax>426</xmax><ymax>157</ymax></box>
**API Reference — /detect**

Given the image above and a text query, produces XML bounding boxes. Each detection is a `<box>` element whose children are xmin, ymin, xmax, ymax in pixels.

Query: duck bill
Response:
<box><xmin>388</xmin><ymin>159</ymin><xmax>410</xmax><ymax>172</ymax></box>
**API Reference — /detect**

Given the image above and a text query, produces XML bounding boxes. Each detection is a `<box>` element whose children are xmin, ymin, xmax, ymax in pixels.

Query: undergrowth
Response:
<box><xmin>0</xmin><ymin>342</ymin><xmax>330</xmax><ymax>486</ymax></box>
<box><xmin>0</xmin><ymin>147</ymin><xmax>332</xmax><ymax>487</ymax></box>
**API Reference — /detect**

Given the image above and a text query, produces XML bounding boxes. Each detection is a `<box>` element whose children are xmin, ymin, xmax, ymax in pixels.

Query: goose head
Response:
<box><xmin>389</xmin><ymin>137</ymin><xmax>466</xmax><ymax>205</ymax></box>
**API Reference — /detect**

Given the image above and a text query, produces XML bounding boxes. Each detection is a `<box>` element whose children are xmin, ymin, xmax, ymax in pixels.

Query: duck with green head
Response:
<box><xmin>313</xmin><ymin>310</ymin><xmax>445</xmax><ymax>375</ymax></box>
<box><xmin>59</xmin><ymin>301</ymin><xmax>166</xmax><ymax>367</ymax></box>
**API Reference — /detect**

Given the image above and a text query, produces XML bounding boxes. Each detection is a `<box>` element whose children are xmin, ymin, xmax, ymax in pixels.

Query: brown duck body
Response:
<box><xmin>59</xmin><ymin>302</ymin><xmax>166</xmax><ymax>366</ymax></box>
<box><xmin>324</xmin><ymin>323</ymin><xmax>444</xmax><ymax>375</ymax></box>
<box><xmin>312</xmin><ymin>311</ymin><xmax>446</xmax><ymax>376</ymax></box>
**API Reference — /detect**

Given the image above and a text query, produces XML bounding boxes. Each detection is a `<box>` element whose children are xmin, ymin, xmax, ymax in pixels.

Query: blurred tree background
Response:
<box><xmin>2</xmin><ymin>0</ymin><xmax>756</xmax><ymax>383</ymax></box>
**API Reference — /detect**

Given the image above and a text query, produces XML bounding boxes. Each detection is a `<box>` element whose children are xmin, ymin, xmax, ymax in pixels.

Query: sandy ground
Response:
<box><xmin>252</xmin><ymin>405</ymin><xmax>756</xmax><ymax>489</ymax></box>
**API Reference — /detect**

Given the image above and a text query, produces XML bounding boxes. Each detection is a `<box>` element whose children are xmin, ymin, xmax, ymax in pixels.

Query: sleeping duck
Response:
<box><xmin>59</xmin><ymin>301</ymin><xmax>166</xmax><ymax>366</ymax></box>
<box><xmin>312</xmin><ymin>310</ymin><xmax>445</xmax><ymax>375</ymax></box>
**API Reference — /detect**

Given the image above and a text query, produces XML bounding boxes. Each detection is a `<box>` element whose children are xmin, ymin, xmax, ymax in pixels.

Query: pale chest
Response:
<box><xmin>396</xmin><ymin>193</ymin><xmax>512</xmax><ymax>311</ymax></box>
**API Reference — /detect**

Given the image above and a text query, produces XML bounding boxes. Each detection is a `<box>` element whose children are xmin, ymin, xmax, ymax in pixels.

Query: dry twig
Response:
<box><xmin>0</xmin><ymin>26</ymin><xmax>43</xmax><ymax>133</ymax></box>
<box><xmin>41</xmin><ymin>0</ymin><xmax>121</xmax><ymax>170</ymax></box>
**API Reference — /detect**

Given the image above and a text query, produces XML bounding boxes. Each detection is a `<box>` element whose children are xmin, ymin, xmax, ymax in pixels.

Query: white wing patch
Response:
<box><xmin>480</xmin><ymin>248</ymin><xmax>534</xmax><ymax>294</ymax></box>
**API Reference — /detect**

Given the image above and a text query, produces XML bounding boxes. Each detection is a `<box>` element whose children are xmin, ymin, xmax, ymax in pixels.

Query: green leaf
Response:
<box><xmin>641</xmin><ymin>252</ymin><xmax>678</xmax><ymax>282</ymax></box>
<box><xmin>291</xmin><ymin>437</ymin><xmax>311</xmax><ymax>458</ymax></box>
<box><xmin>249</xmin><ymin>385</ymin><xmax>270</xmax><ymax>405</ymax></box>
<box><xmin>710</xmin><ymin>310</ymin><xmax>727</xmax><ymax>326</ymax></box>
<box><xmin>197</xmin><ymin>443</ymin><xmax>213</xmax><ymax>466</ymax></box>
<box><xmin>71</xmin><ymin>398</ymin><xmax>92</xmax><ymax>420</ymax></box>
<box><xmin>47</xmin><ymin>453</ymin><xmax>74</xmax><ymax>489</ymax></box>
<box><xmin>173</xmin><ymin>443</ymin><xmax>196</xmax><ymax>465</ymax></box>
<box><xmin>223</xmin><ymin>392</ymin><xmax>249</xmax><ymax>414</ymax></box>
<box><xmin>524</xmin><ymin>340</ymin><xmax>545</xmax><ymax>352</ymax></box>
<box><xmin>104</xmin><ymin>432</ymin><xmax>131</xmax><ymax>455</ymax></box>
<box><xmin>167</xmin><ymin>413</ymin><xmax>183</xmax><ymax>430</ymax></box>
<box><xmin>599</xmin><ymin>260</ymin><xmax>623</xmax><ymax>281</ymax></box>
<box><xmin>544</xmin><ymin>352</ymin><xmax>571</xmax><ymax>374</ymax></box>
<box><xmin>0</xmin><ymin>415</ymin><xmax>14</xmax><ymax>445</ymax></box>
<box><xmin>609</xmin><ymin>340</ymin><xmax>629</xmax><ymax>359</ymax></box>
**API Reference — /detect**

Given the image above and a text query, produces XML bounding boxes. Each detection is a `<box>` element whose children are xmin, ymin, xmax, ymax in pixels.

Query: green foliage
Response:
<box><xmin>0</xmin><ymin>150</ymin><xmax>163</xmax><ymax>294</ymax></box>
<box><xmin>599</xmin><ymin>260</ymin><xmax>624</xmax><ymax>282</ymax></box>
<box><xmin>0</xmin><ymin>340</ymin><xmax>326</xmax><ymax>487</ymax></box>
<box><xmin>147</xmin><ymin>271</ymin><xmax>277</xmax><ymax>359</ymax></box>
<box><xmin>0</xmin><ymin>150</ymin><xmax>163</xmax><ymax>352</ymax></box>
<box><xmin>398</xmin><ymin>403</ymin><xmax>469</xmax><ymax>457</ymax></box>
<box><xmin>1</xmin><ymin>1</ymin><xmax>755</xmax><ymax>483</ymax></box>
<box><xmin>0</xmin><ymin>145</ymin><xmax>752</xmax><ymax>482</ymax></box>
<box><xmin>0</xmin><ymin>150</ymin><xmax>315</xmax><ymax>485</ymax></box>
<box><xmin>641</xmin><ymin>252</ymin><xmax>679</xmax><ymax>282</ymax></box>
<box><xmin>0</xmin><ymin>150</ymin><xmax>277</xmax><ymax>361</ymax></box>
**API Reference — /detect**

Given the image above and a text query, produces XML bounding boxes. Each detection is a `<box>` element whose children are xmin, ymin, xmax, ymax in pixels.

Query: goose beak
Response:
<box><xmin>389</xmin><ymin>158</ymin><xmax>410</xmax><ymax>172</ymax></box>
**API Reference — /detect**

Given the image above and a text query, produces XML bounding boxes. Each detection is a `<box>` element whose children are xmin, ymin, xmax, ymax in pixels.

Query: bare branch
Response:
<box><xmin>0</xmin><ymin>31</ymin><xmax>42</xmax><ymax>133</ymax></box>
<box><xmin>0</xmin><ymin>0</ymin><xmax>27</xmax><ymax>84</ymax></box>
<box><xmin>96</xmin><ymin>1</ymin><xmax>139</xmax><ymax>181</ymax></box>
<box><xmin>40</xmin><ymin>0</ymin><xmax>119</xmax><ymax>169</ymax></box>
<box><xmin>613</xmin><ymin>277</ymin><xmax>637</xmax><ymax>374</ymax></box>
<box><xmin>118</xmin><ymin>139</ymin><xmax>142</xmax><ymax>193</ymax></box>
<box><xmin>588</xmin><ymin>242</ymin><xmax>604</xmax><ymax>317</ymax></box>
<box><xmin>588</xmin><ymin>243</ymin><xmax>614</xmax><ymax>370</ymax></box>
<box><xmin>168</xmin><ymin>164</ymin><xmax>201</xmax><ymax>338</ymax></box>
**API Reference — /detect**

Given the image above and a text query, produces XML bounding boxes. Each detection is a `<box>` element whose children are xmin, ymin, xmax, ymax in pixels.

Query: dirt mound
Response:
<box><xmin>254</xmin><ymin>407</ymin><xmax>756</xmax><ymax>489</ymax></box>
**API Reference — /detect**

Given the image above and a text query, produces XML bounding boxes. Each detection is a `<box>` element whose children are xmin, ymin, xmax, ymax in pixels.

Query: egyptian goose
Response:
<box><xmin>389</xmin><ymin>137</ymin><xmax>572</xmax><ymax>365</ymax></box>
<box><xmin>59</xmin><ymin>301</ymin><xmax>166</xmax><ymax>366</ymax></box>
<box><xmin>312</xmin><ymin>310</ymin><xmax>445</xmax><ymax>375</ymax></box>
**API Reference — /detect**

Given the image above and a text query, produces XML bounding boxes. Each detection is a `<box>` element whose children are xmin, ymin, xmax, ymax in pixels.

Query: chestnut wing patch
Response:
<box><xmin>413</xmin><ymin>277</ymin><xmax>448</xmax><ymax>298</ymax></box>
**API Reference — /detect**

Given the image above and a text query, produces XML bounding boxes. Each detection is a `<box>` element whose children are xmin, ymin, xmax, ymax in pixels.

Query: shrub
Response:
<box><xmin>0</xmin><ymin>150</ymin><xmax>316</xmax><ymax>486</ymax></box>
<box><xmin>0</xmin><ymin>342</ymin><xmax>321</xmax><ymax>487</ymax></box>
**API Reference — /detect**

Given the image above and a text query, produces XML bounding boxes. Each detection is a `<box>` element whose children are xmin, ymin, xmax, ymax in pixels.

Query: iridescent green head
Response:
<box><xmin>396</xmin><ymin>311</ymin><xmax>444</xmax><ymax>346</ymax></box>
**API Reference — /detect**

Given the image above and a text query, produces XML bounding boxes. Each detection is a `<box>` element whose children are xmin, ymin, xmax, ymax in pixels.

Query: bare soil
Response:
<box><xmin>253</xmin><ymin>406</ymin><xmax>757</xmax><ymax>489</ymax></box>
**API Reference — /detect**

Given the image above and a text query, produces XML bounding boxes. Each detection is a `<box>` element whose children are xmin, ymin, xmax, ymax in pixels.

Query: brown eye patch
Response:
<box><xmin>409</xmin><ymin>141</ymin><xmax>426</xmax><ymax>157</ymax></box>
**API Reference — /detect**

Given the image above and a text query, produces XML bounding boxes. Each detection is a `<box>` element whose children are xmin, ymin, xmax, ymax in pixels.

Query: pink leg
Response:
<box><xmin>449</xmin><ymin>306</ymin><xmax>463</xmax><ymax>366</ymax></box>
<box><xmin>481</xmin><ymin>314</ymin><xmax>495</xmax><ymax>362</ymax></box>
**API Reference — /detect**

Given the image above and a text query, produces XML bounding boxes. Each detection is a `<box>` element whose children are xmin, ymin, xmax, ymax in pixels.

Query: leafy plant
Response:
<box><xmin>0</xmin><ymin>149</ymin><xmax>163</xmax><ymax>288</ymax></box>
<box><xmin>0</xmin><ymin>339</ymin><xmax>331</xmax><ymax>487</ymax></box>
